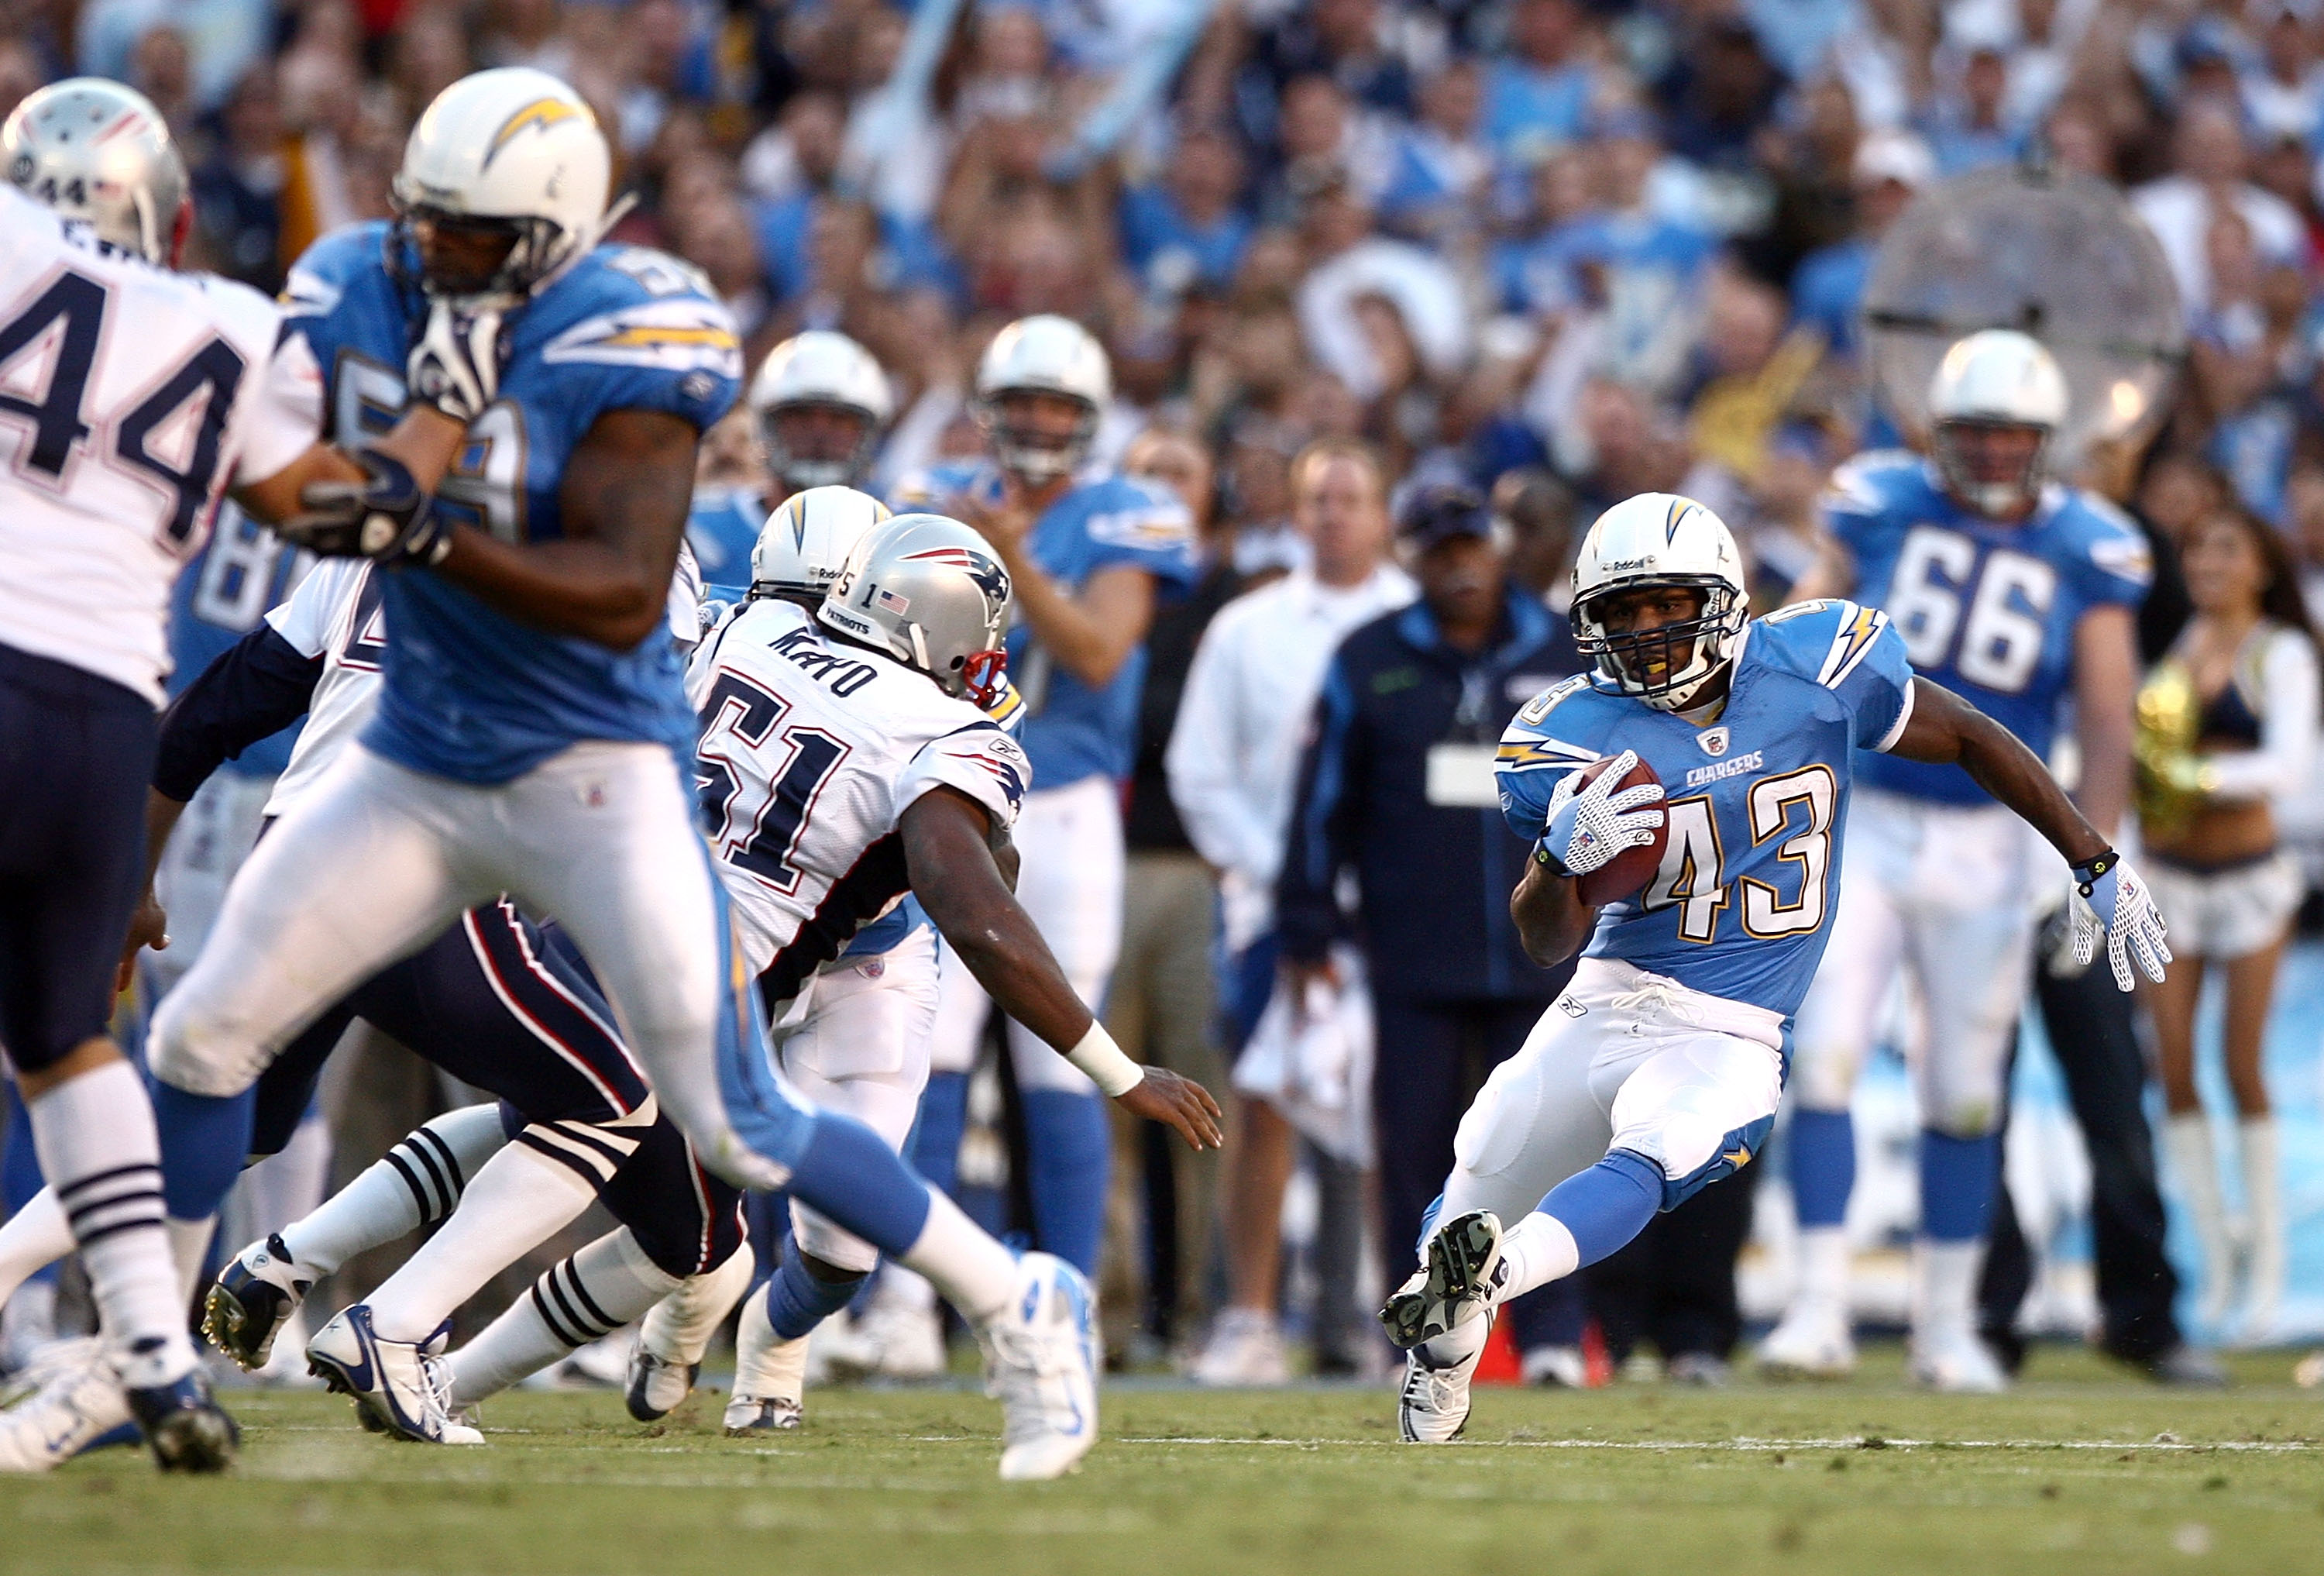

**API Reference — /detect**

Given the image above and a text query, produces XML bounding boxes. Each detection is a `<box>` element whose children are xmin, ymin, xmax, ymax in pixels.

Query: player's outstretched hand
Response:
<box><xmin>281</xmin><ymin>450</ymin><xmax>456</xmax><ymax>567</ymax></box>
<box><xmin>114</xmin><ymin>889</ymin><xmax>167</xmax><ymax>994</ymax></box>
<box><xmin>1115</xmin><ymin>1067</ymin><xmax>1225</xmax><ymax>1151</ymax></box>
<box><xmin>1540</xmin><ymin>749</ymin><xmax>1666</xmax><ymax>877</ymax></box>
<box><xmin>2067</xmin><ymin>850</ymin><xmax>2171</xmax><ymax>992</ymax></box>
<box><xmin>406</xmin><ymin>298</ymin><xmax>507</xmax><ymax>425</ymax></box>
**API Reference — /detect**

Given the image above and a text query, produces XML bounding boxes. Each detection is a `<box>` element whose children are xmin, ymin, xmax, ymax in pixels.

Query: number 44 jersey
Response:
<box><xmin>0</xmin><ymin>184</ymin><xmax>323</xmax><ymax>705</ymax></box>
<box><xmin>1495</xmin><ymin>600</ymin><xmax>1916</xmax><ymax>1020</ymax></box>
<box><xmin>686</xmin><ymin>599</ymin><xmax>1033</xmax><ymax>1007</ymax></box>
<box><xmin>1825</xmin><ymin>450</ymin><xmax>2150</xmax><ymax>804</ymax></box>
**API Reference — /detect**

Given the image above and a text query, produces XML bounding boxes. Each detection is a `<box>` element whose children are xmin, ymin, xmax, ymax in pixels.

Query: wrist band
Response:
<box><xmin>2071</xmin><ymin>848</ymin><xmax>2118</xmax><ymax>893</ymax></box>
<box><xmin>1064</xmin><ymin>1020</ymin><xmax>1144</xmax><ymax>1097</ymax></box>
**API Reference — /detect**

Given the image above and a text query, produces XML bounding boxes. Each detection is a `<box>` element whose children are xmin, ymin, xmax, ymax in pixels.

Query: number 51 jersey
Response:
<box><xmin>0</xmin><ymin>184</ymin><xmax>323</xmax><ymax>706</ymax></box>
<box><xmin>1495</xmin><ymin>600</ymin><xmax>1917</xmax><ymax>1020</ymax></box>
<box><xmin>280</xmin><ymin>223</ymin><xmax>741</xmax><ymax>785</ymax></box>
<box><xmin>686</xmin><ymin>599</ymin><xmax>1033</xmax><ymax>1007</ymax></box>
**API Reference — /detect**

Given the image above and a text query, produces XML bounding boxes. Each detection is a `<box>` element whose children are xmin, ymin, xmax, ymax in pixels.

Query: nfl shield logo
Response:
<box><xmin>1699</xmin><ymin>727</ymin><xmax>1730</xmax><ymax>758</ymax></box>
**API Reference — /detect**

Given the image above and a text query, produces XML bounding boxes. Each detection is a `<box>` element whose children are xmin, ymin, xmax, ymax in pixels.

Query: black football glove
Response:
<box><xmin>276</xmin><ymin>448</ymin><xmax>455</xmax><ymax>567</ymax></box>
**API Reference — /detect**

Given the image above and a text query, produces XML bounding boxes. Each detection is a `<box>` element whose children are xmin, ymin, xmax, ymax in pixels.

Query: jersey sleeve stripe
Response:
<box><xmin>1495</xmin><ymin>736</ymin><xmax>1597</xmax><ymax>771</ymax></box>
<box><xmin>1872</xmin><ymin>674</ymin><xmax>1917</xmax><ymax>753</ymax></box>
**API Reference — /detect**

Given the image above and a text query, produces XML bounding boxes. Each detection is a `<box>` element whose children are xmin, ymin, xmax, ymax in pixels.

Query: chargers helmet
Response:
<box><xmin>820</xmin><ymin>514</ymin><xmax>1012</xmax><ymax>704</ymax></box>
<box><xmin>2</xmin><ymin>79</ymin><xmax>188</xmax><ymax>265</ymax></box>
<box><xmin>1570</xmin><ymin>493</ymin><xmax>1748</xmax><ymax>712</ymax></box>
<box><xmin>392</xmin><ymin>67</ymin><xmax>610</xmax><ymax>302</ymax></box>
<box><xmin>751</xmin><ymin>484</ymin><xmax>892</xmax><ymax>604</ymax></box>
<box><xmin>749</xmin><ymin>332</ymin><xmax>894</xmax><ymax>491</ymax></box>
<box><xmin>1926</xmin><ymin>329</ymin><xmax>2068</xmax><ymax>517</ymax></box>
<box><xmin>974</xmin><ymin>315</ymin><xmax>1110</xmax><ymax>485</ymax></box>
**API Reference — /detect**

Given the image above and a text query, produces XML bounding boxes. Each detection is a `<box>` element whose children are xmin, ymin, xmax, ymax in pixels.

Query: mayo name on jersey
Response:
<box><xmin>1824</xmin><ymin>450</ymin><xmax>2150</xmax><ymax>804</ymax></box>
<box><xmin>1496</xmin><ymin>600</ymin><xmax>1916</xmax><ymax>1018</ymax></box>
<box><xmin>0</xmin><ymin>184</ymin><xmax>323</xmax><ymax>704</ymax></box>
<box><xmin>281</xmin><ymin>224</ymin><xmax>743</xmax><ymax>783</ymax></box>
<box><xmin>686</xmin><ymin>598</ymin><xmax>1032</xmax><ymax>1003</ymax></box>
<box><xmin>891</xmin><ymin>459</ymin><xmax>1195</xmax><ymax>786</ymax></box>
<box><xmin>170</xmin><ymin>504</ymin><xmax>315</xmax><ymax>776</ymax></box>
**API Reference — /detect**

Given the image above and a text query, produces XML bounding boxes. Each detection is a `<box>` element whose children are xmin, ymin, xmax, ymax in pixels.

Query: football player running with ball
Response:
<box><xmin>1379</xmin><ymin>493</ymin><xmax>2168</xmax><ymax>1443</ymax></box>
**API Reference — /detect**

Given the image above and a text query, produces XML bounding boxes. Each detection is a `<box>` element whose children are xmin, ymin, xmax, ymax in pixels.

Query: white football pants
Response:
<box><xmin>1435</xmin><ymin>958</ymin><xmax>1787</xmax><ymax>1227</ymax></box>
<box><xmin>1788</xmin><ymin>789</ymin><xmax>2037</xmax><ymax>1137</ymax></box>
<box><xmin>779</xmin><ymin>925</ymin><xmax>940</xmax><ymax>1272</ymax></box>
<box><xmin>927</xmin><ymin>774</ymin><xmax>1123</xmax><ymax>1093</ymax></box>
<box><xmin>148</xmin><ymin>740</ymin><xmax>743</xmax><ymax>1169</ymax></box>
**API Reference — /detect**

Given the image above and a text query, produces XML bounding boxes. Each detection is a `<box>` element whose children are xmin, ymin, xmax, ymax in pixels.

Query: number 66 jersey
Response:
<box><xmin>686</xmin><ymin>599</ymin><xmax>1033</xmax><ymax>1010</ymax></box>
<box><xmin>1495</xmin><ymin>600</ymin><xmax>1916</xmax><ymax>1020</ymax></box>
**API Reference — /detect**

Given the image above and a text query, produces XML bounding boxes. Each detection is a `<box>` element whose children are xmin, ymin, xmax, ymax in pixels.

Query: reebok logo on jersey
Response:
<box><xmin>1684</xmin><ymin>750</ymin><xmax>1763</xmax><ymax>790</ymax></box>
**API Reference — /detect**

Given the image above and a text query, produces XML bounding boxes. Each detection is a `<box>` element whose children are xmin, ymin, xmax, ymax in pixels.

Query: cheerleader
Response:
<box><xmin>2137</xmin><ymin>508</ymin><xmax>2322</xmax><ymax>1339</ymax></box>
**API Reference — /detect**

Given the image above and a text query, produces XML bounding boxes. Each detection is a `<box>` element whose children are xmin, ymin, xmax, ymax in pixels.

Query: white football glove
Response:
<box><xmin>1538</xmin><ymin>749</ymin><xmax>1666</xmax><ymax>877</ymax></box>
<box><xmin>405</xmin><ymin>298</ymin><xmax>505</xmax><ymax>425</ymax></box>
<box><xmin>2066</xmin><ymin>851</ymin><xmax>2171</xmax><ymax>992</ymax></box>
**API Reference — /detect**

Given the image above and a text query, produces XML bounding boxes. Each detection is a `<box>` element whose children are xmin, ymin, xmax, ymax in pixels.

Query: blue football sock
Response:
<box><xmin>1538</xmin><ymin>1149</ymin><xmax>1662</xmax><ymax>1268</ymax></box>
<box><xmin>762</xmin><ymin>1231</ymin><xmax>865</xmax><ymax>1342</ymax></box>
<box><xmin>1918</xmin><ymin>1128</ymin><xmax>2000</xmax><ymax>1243</ymax></box>
<box><xmin>1788</xmin><ymin>1109</ymin><xmax>1856</xmax><ymax>1230</ymax></box>
<box><xmin>148</xmin><ymin>1080</ymin><xmax>255</xmax><ymax>1222</ymax></box>
<box><xmin>1020</xmin><ymin>1088</ymin><xmax>1109</xmax><ymax>1275</ymax></box>
<box><xmin>781</xmin><ymin>1111</ymin><xmax>933</xmax><ymax>1261</ymax></box>
<box><xmin>911</xmin><ymin>1072</ymin><xmax>970</xmax><ymax>1198</ymax></box>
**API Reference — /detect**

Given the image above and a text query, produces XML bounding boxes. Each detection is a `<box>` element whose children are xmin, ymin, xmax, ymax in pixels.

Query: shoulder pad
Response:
<box><xmin>539</xmin><ymin>295</ymin><xmax>743</xmax><ymax>378</ymax></box>
<box><xmin>1497</xmin><ymin>673</ymin><xmax>1602</xmax><ymax>773</ymax></box>
<box><xmin>1824</xmin><ymin>449</ymin><xmax>1922</xmax><ymax>513</ymax></box>
<box><xmin>1755</xmin><ymin>598</ymin><xmax>1892</xmax><ymax>690</ymax></box>
<box><xmin>281</xmin><ymin>222</ymin><xmax>393</xmax><ymax>318</ymax></box>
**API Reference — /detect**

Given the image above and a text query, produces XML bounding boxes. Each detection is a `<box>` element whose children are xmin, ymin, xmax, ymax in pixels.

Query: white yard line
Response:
<box><xmin>1093</xmin><ymin>1436</ymin><xmax>2319</xmax><ymax>1452</ymax></box>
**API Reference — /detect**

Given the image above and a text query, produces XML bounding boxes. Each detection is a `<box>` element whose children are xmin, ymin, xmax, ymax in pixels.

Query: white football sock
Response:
<box><xmin>167</xmin><ymin>1215</ymin><xmax>216</xmax><ymax>1306</ymax></box>
<box><xmin>1790</xmin><ymin>1225</ymin><xmax>1850</xmax><ymax>1312</ymax></box>
<box><xmin>1910</xmin><ymin>1237</ymin><xmax>1983</xmax><ymax>1342</ymax></box>
<box><xmin>1494</xmin><ymin>1212</ymin><xmax>1580</xmax><ymax>1301</ymax></box>
<box><xmin>896</xmin><ymin>1187</ymin><xmax>1016</xmax><ymax>1324</ymax></box>
<box><xmin>2164</xmin><ymin>1113</ymin><xmax>2233</xmax><ymax>1329</ymax></box>
<box><xmin>363</xmin><ymin>1140</ymin><xmax>594</xmax><ymax>1343</ymax></box>
<box><xmin>448</xmin><ymin>1228</ymin><xmax>679</xmax><ymax>1406</ymax></box>
<box><xmin>280</xmin><ymin>1104</ymin><xmax>509</xmax><ymax>1276</ymax></box>
<box><xmin>730</xmin><ymin>1283</ymin><xmax>803</xmax><ymax>1401</ymax></box>
<box><xmin>2239</xmin><ymin>1117</ymin><xmax>2284</xmax><ymax>1333</ymax></box>
<box><xmin>638</xmin><ymin>1244</ymin><xmax>755</xmax><ymax>1368</ymax></box>
<box><xmin>29</xmin><ymin>1058</ymin><xmax>194</xmax><ymax>1388</ymax></box>
<box><xmin>0</xmin><ymin>1187</ymin><xmax>73</xmax><ymax>1308</ymax></box>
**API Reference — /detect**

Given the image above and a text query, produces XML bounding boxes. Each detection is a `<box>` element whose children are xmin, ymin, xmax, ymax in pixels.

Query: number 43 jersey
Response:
<box><xmin>686</xmin><ymin>599</ymin><xmax>1033</xmax><ymax>1005</ymax></box>
<box><xmin>0</xmin><ymin>184</ymin><xmax>323</xmax><ymax>705</ymax></box>
<box><xmin>1496</xmin><ymin>600</ymin><xmax>1916</xmax><ymax>1019</ymax></box>
<box><xmin>1825</xmin><ymin>450</ymin><xmax>2150</xmax><ymax>805</ymax></box>
<box><xmin>281</xmin><ymin>222</ymin><xmax>741</xmax><ymax>785</ymax></box>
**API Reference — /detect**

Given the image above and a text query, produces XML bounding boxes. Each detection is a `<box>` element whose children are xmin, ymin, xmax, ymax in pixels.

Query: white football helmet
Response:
<box><xmin>2</xmin><ymin>79</ymin><xmax>187</xmax><ymax>265</ymax></box>
<box><xmin>974</xmin><ymin>315</ymin><xmax>1111</xmax><ymax>484</ymax></box>
<box><xmin>820</xmin><ymin>514</ymin><xmax>1012</xmax><ymax>704</ymax></box>
<box><xmin>751</xmin><ymin>485</ymin><xmax>892</xmax><ymax>603</ymax></box>
<box><xmin>1570</xmin><ymin>493</ymin><xmax>1748</xmax><ymax>712</ymax></box>
<box><xmin>1926</xmin><ymin>329</ymin><xmax>2068</xmax><ymax>517</ymax></box>
<box><xmin>749</xmin><ymin>332</ymin><xmax>894</xmax><ymax>490</ymax></box>
<box><xmin>392</xmin><ymin>67</ymin><xmax>610</xmax><ymax>301</ymax></box>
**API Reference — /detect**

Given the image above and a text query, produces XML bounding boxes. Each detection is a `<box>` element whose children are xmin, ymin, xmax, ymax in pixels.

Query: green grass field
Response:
<box><xmin>5</xmin><ymin>1347</ymin><xmax>2322</xmax><ymax>1576</ymax></box>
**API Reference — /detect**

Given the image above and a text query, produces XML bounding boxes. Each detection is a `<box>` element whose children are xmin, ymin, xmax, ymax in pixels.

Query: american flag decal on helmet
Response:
<box><xmin>875</xmin><ymin>588</ymin><xmax>911</xmax><ymax>615</ymax></box>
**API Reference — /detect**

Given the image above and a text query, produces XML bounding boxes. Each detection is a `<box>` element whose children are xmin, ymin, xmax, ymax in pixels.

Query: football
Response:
<box><xmin>1569</xmin><ymin>753</ymin><xmax>1667</xmax><ymax>908</ymax></box>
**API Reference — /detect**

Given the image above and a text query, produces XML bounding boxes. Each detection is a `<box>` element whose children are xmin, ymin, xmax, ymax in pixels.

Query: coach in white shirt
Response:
<box><xmin>1167</xmin><ymin>437</ymin><xmax>1415</xmax><ymax>1384</ymax></box>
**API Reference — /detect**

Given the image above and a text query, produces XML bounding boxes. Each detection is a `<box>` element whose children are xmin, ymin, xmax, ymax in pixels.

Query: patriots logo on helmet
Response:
<box><xmin>902</xmin><ymin>545</ymin><xmax>1011</xmax><ymax>605</ymax></box>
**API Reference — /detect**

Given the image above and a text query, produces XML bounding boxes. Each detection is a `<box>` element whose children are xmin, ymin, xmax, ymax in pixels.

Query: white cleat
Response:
<box><xmin>306</xmin><ymin>1305</ymin><xmax>484</xmax><ymax>1444</ymax></box>
<box><xmin>726</xmin><ymin>1293</ymin><xmax>810</xmax><ymax>1435</ymax></box>
<box><xmin>982</xmin><ymin>1254</ymin><xmax>1098</xmax><ymax>1481</ymax></box>
<box><xmin>1398</xmin><ymin>1318</ymin><xmax>1488</xmax><ymax>1444</ymax></box>
<box><xmin>1757</xmin><ymin>1301</ymin><xmax>1857</xmax><ymax>1379</ymax></box>
<box><xmin>852</xmin><ymin>1295</ymin><xmax>947</xmax><ymax>1381</ymax></box>
<box><xmin>1910</xmin><ymin>1327</ymin><xmax>2009</xmax><ymax>1393</ymax></box>
<box><xmin>1379</xmin><ymin>1210</ymin><xmax>1508</xmax><ymax>1350</ymax></box>
<box><xmin>1188</xmin><ymin>1308</ymin><xmax>1290</xmax><ymax>1387</ymax></box>
<box><xmin>1520</xmin><ymin>1344</ymin><xmax>1586</xmax><ymax>1388</ymax></box>
<box><xmin>0</xmin><ymin>1344</ymin><xmax>135</xmax><ymax>1473</ymax></box>
<box><xmin>624</xmin><ymin>1347</ymin><xmax>697</xmax><ymax>1422</ymax></box>
<box><xmin>723</xmin><ymin>1394</ymin><xmax>803</xmax><ymax>1433</ymax></box>
<box><xmin>203</xmin><ymin>1233</ymin><xmax>315</xmax><ymax>1372</ymax></box>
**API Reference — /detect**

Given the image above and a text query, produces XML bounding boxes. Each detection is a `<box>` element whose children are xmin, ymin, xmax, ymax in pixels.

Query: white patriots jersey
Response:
<box><xmin>0</xmin><ymin>184</ymin><xmax>322</xmax><ymax>704</ymax></box>
<box><xmin>686</xmin><ymin>599</ymin><xmax>1033</xmax><ymax>999</ymax></box>
<box><xmin>262</xmin><ymin>549</ymin><xmax>707</xmax><ymax>821</ymax></box>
